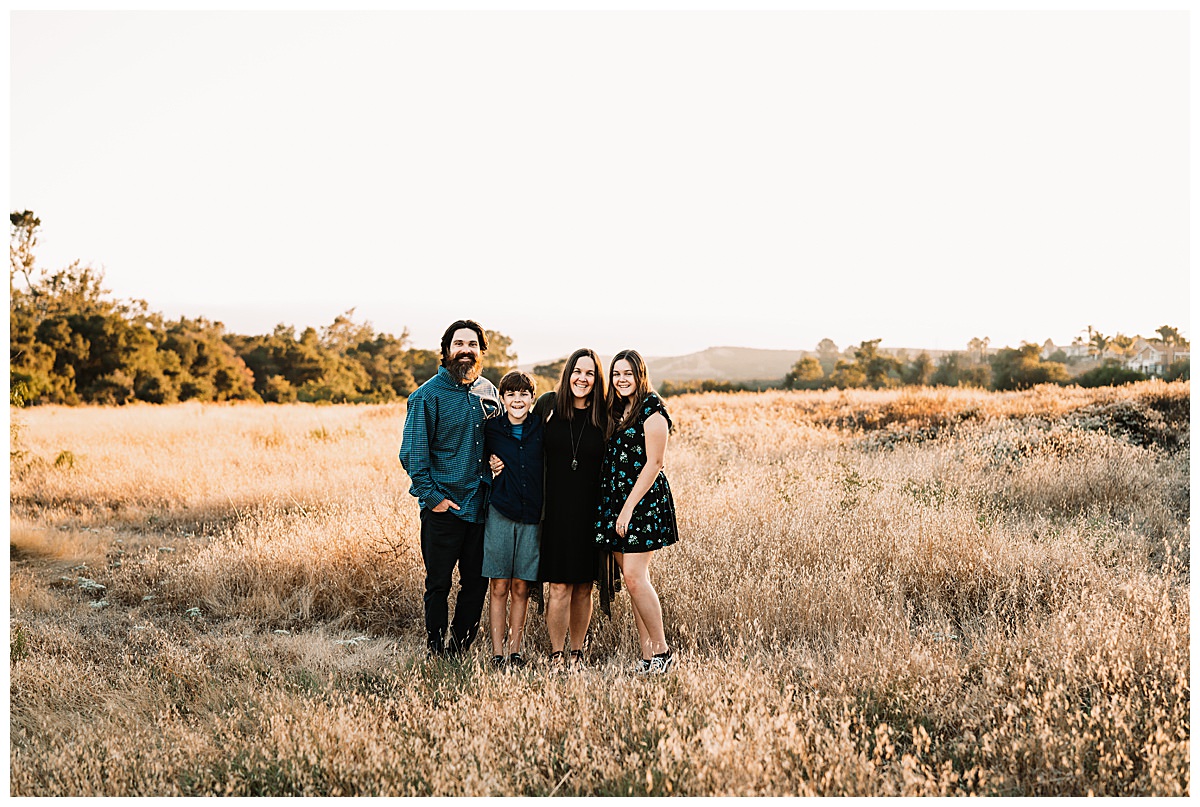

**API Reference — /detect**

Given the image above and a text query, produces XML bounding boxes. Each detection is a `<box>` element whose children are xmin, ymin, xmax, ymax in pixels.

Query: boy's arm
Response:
<box><xmin>399</xmin><ymin>393</ymin><xmax>446</xmax><ymax>510</ymax></box>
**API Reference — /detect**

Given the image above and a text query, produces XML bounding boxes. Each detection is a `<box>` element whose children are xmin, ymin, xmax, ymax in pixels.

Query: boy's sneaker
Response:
<box><xmin>490</xmin><ymin>654</ymin><xmax>506</xmax><ymax>669</ymax></box>
<box><xmin>507</xmin><ymin>652</ymin><xmax>527</xmax><ymax>669</ymax></box>
<box><xmin>636</xmin><ymin>658</ymin><xmax>652</xmax><ymax>675</ymax></box>
<box><xmin>647</xmin><ymin>649</ymin><xmax>676</xmax><ymax>675</ymax></box>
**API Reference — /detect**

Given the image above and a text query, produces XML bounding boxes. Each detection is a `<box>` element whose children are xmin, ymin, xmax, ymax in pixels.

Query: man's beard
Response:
<box><xmin>448</xmin><ymin>351</ymin><xmax>483</xmax><ymax>383</ymax></box>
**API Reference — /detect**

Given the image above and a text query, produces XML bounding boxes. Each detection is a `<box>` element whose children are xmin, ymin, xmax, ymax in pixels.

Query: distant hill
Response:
<box><xmin>643</xmin><ymin>347</ymin><xmax>809</xmax><ymax>383</ymax></box>
<box><xmin>521</xmin><ymin>345</ymin><xmax>964</xmax><ymax>384</ymax></box>
<box><xmin>520</xmin><ymin>346</ymin><xmax>808</xmax><ymax>384</ymax></box>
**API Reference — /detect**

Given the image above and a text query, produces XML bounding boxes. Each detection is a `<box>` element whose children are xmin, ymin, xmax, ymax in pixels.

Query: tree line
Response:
<box><xmin>659</xmin><ymin>333</ymin><xmax>1189</xmax><ymax>397</ymax></box>
<box><xmin>9</xmin><ymin>211</ymin><xmax>519</xmax><ymax>406</ymax></box>
<box><xmin>10</xmin><ymin>211</ymin><xmax>1189</xmax><ymax>406</ymax></box>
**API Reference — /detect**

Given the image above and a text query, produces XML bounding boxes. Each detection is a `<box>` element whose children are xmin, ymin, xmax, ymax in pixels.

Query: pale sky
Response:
<box><xmin>9</xmin><ymin>5</ymin><xmax>1191</xmax><ymax>364</ymax></box>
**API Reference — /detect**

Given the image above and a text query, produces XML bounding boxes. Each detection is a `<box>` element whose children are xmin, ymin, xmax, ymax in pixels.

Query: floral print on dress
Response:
<box><xmin>595</xmin><ymin>392</ymin><xmax>680</xmax><ymax>552</ymax></box>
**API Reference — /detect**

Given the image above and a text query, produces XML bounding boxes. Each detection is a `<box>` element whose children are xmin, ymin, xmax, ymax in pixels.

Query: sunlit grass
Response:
<box><xmin>9</xmin><ymin>382</ymin><xmax>1190</xmax><ymax>795</ymax></box>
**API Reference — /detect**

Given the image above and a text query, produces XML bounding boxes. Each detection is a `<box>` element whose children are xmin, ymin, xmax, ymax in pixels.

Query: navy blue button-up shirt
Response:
<box><xmin>485</xmin><ymin>413</ymin><xmax>544</xmax><ymax>525</ymax></box>
<box><xmin>399</xmin><ymin>366</ymin><xmax>501</xmax><ymax>523</ymax></box>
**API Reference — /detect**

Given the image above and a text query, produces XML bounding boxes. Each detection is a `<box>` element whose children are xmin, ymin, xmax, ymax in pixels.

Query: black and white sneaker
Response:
<box><xmin>636</xmin><ymin>658</ymin><xmax>652</xmax><ymax>675</ymax></box>
<box><xmin>647</xmin><ymin>649</ymin><xmax>676</xmax><ymax>675</ymax></box>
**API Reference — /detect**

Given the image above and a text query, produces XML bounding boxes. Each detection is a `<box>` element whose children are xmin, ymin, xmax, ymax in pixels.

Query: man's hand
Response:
<box><xmin>489</xmin><ymin>454</ymin><xmax>505</xmax><ymax>476</ymax></box>
<box><xmin>432</xmin><ymin>499</ymin><xmax>461</xmax><ymax>513</ymax></box>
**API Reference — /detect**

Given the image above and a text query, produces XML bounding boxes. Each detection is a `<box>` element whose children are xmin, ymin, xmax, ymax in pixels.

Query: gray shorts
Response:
<box><xmin>482</xmin><ymin>508</ymin><xmax>541</xmax><ymax>582</ymax></box>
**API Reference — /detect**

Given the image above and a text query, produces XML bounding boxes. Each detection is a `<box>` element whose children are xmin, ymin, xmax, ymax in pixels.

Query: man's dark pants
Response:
<box><xmin>419</xmin><ymin>508</ymin><xmax>487</xmax><ymax>654</ymax></box>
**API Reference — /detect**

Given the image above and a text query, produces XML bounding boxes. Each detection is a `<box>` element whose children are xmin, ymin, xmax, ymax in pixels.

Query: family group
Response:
<box><xmin>399</xmin><ymin>319</ymin><xmax>680</xmax><ymax>674</ymax></box>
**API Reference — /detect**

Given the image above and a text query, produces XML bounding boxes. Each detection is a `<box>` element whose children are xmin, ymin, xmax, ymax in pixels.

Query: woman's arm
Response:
<box><xmin>615</xmin><ymin>411</ymin><xmax>668</xmax><ymax>538</ymax></box>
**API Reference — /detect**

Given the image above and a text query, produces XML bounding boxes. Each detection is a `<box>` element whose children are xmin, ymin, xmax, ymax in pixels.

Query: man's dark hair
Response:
<box><xmin>498</xmin><ymin>370</ymin><xmax>535</xmax><ymax>396</ymax></box>
<box><xmin>440</xmin><ymin>319</ymin><xmax>488</xmax><ymax>366</ymax></box>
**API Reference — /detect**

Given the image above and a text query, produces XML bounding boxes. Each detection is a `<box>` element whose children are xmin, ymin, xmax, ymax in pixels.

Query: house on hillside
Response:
<box><xmin>1040</xmin><ymin>339</ymin><xmax>1093</xmax><ymax>361</ymax></box>
<box><xmin>1126</xmin><ymin>339</ymin><xmax>1189</xmax><ymax>376</ymax></box>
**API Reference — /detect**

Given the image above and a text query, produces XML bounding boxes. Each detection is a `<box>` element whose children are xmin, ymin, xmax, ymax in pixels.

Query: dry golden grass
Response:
<box><xmin>9</xmin><ymin>382</ymin><xmax>1190</xmax><ymax>796</ymax></box>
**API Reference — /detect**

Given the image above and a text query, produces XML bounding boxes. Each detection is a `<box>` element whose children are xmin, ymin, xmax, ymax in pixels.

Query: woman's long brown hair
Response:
<box><xmin>605</xmin><ymin>349</ymin><xmax>652</xmax><ymax>437</ymax></box>
<box><xmin>552</xmin><ymin>347</ymin><xmax>608</xmax><ymax>431</ymax></box>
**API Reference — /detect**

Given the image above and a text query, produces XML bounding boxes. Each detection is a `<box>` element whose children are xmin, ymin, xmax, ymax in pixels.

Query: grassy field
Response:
<box><xmin>8</xmin><ymin>381</ymin><xmax>1190</xmax><ymax>796</ymax></box>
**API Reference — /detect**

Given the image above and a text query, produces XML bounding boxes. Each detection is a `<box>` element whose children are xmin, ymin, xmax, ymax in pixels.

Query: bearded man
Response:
<box><xmin>400</xmin><ymin>319</ymin><xmax>501</xmax><ymax>657</ymax></box>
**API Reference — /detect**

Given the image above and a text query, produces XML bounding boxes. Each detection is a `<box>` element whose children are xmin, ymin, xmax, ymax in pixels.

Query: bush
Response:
<box><xmin>1073</xmin><ymin>363</ymin><xmax>1147</xmax><ymax>388</ymax></box>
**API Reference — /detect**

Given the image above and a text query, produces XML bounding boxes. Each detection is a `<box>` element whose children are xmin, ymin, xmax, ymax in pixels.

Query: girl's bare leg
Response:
<box><xmin>618</xmin><ymin>551</ymin><xmax>668</xmax><ymax>656</ymax></box>
<box><xmin>614</xmin><ymin>553</ymin><xmax>651</xmax><ymax>658</ymax></box>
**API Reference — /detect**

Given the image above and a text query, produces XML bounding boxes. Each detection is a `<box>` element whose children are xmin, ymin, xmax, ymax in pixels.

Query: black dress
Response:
<box><xmin>535</xmin><ymin>392</ymin><xmax>604</xmax><ymax>584</ymax></box>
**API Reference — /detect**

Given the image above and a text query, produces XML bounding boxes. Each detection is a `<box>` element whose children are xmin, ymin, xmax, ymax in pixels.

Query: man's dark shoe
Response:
<box><xmin>490</xmin><ymin>654</ymin><xmax>506</xmax><ymax>668</ymax></box>
<box><xmin>507</xmin><ymin>652</ymin><xmax>527</xmax><ymax>669</ymax></box>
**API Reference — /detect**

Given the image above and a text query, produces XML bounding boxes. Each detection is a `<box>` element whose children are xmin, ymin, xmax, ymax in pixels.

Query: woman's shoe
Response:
<box><xmin>507</xmin><ymin>652</ymin><xmax>527</xmax><ymax>669</ymax></box>
<box><xmin>568</xmin><ymin>649</ymin><xmax>584</xmax><ymax>670</ymax></box>
<box><xmin>647</xmin><ymin>649</ymin><xmax>676</xmax><ymax>674</ymax></box>
<box><xmin>490</xmin><ymin>654</ymin><xmax>506</xmax><ymax>669</ymax></box>
<box><xmin>548</xmin><ymin>650</ymin><xmax>565</xmax><ymax>670</ymax></box>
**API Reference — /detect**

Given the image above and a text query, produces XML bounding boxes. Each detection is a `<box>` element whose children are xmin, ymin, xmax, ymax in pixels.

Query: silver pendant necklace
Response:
<box><xmin>569</xmin><ymin>414</ymin><xmax>586</xmax><ymax>471</ymax></box>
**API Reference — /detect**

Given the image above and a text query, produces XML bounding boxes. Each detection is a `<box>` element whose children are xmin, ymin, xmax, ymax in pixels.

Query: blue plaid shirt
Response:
<box><xmin>399</xmin><ymin>366</ymin><xmax>501</xmax><ymax>523</ymax></box>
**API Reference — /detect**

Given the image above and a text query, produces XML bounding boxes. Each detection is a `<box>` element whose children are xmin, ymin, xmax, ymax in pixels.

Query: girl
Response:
<box><xmin>595</xmin><ymin>349</ymin><xmax>679</xmax><ymax>674</ymax></box>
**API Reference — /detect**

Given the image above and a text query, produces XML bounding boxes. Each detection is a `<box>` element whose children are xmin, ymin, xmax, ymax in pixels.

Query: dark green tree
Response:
<box><xmin>533</xmin><ymin>357</ymin><xmax>567</xmax><ymax>380</ymax></box>
<box><xmin>902</xmin><ymin>352</ymin><xmax>935</xmax><ymax>386</ymax></box>
<box><xmin>405</xmin><ymin>348</ymin><xmax>440</xmax><ymax>387</ymax></box>
<box><xmin>1164</xmin><ymin>359</ymin><xmax>1190</xmax><ymax>381</ymax></box>
<box><xmin>1073</xmin><ymin>361</ymin><xmax>1147</xmax><ymax>388</ymax></box>
<box><xmin>481</xmin><ymin>329</ymin><xmax>518</xmax><ymax>386</ymax></box>
<box><xmin>846</xmin><ymin>339</ymin><xmax>903</xmax><ymax>388</ymax></box>
<box><xmin>784</xmin><ymin>356</ymin><xmax>825</xmax><ymax>389</ymax></box>
<box><xmin>930</xmin><ymin>352</ymin><xmax>991</xmax><ymax>388</ymax></box>
<box><xmin>829</xmin><ymin>360</ymin><xmax>867</xmax><ymax>389</ymax></box>
<box><xmin>990</xmin><ymin>344</ymin><xmax>1070</xmax><ymax>391</ymax></box>
<box><xmin>1156</xmin><ymin>325</ymin><xmax>1186</xmax><ymax>346</ymax></box>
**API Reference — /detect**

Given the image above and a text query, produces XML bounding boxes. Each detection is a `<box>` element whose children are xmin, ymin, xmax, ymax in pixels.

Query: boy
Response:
<box><xmin>482</xmin><ymin>370</ymin><xmax>544</xmax><ymax>668</ymax></box>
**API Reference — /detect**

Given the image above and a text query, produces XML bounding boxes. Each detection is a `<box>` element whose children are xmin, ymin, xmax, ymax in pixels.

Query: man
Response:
<box><xmin>400</xmin><ymin>319</ymin><xmax>501</xmax><ymax>657</ymax></box>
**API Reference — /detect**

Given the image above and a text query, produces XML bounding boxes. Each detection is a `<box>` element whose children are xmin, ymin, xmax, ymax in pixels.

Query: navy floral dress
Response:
<box><xmin>595</xmin><ymin>392</ymin><xmax>679</xmax><ymax>553</ymax></box>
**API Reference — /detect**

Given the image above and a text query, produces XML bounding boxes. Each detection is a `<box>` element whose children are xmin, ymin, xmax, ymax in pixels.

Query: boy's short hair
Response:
<box><xmin>498</xmin><ymin>370</ymin><xmax>536</xmax><ymax>396</ymax></box>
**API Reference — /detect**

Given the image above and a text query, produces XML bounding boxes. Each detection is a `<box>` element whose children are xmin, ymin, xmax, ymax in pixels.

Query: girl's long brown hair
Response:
<box><xmin>552</xmin><ymin>348</ymin><xmax>608</xmax><ymax>431</ymax></box>
<box><xmin>605</xmin><ymin>349</ymin><xmax>652</xmax><ymax>437</ymax></box>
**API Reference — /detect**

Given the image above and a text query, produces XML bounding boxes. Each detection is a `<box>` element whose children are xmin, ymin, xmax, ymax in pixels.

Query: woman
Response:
<box><xmin>526</xmin><ymin>348</ymin><xmax>609</xmax><ymax>669</ymax></box>
<box><xmin>595</xmin><ymin>349</ymin><xmax>679</xmax><ymax>674</ymax></box>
